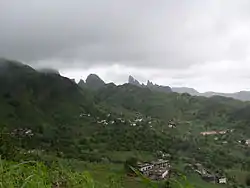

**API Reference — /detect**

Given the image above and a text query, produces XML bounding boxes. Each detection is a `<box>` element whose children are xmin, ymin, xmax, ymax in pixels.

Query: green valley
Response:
<box><xmin>1</xmin><ymin>59</ymin><xmax>250</xmax><ymax>187</ymax></box>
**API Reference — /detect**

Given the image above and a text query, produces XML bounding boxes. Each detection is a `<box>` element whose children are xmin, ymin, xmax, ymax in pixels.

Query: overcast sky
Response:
<box><xmin>1</xmin><ymin>0</ymin><xmax>250</xmax><ymax>92</ymax></box>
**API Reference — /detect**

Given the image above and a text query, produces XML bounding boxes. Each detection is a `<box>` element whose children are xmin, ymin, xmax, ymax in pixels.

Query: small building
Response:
<box><xmin>218</xmin><ymin>177</ymin><xmax>227</xmax><ymax>184</ymax></box>
<box><xmin>138</xmin><ymin>159</ymin><xmax>171</xmax><ymax>180</ymax></box>
<box><xmin>246</xmin><ymin>139</ymin><xmax>250</xmax><ymax>146</ymax></box>
<box><xmin>200</xmin><ymin>130</ymin><xmax>227</xmax><ymax>136</ymax></box>
<box><xmin>135</xmin><ymin>118</ymin><xmax>143</xmax><ymax>122</ymax></box>
<box><xmin>149</xmin><ymin>169</ymin><xmax>170</xmax><ymax>180</ymax></box>
<box><xmin>152</xmin><ymin>159</ymin><xmax>170</xmax><ymax>168</ymax></box>
<box><xmin>138</xmin><ymin>163</ymin><xmax>154</xmax><ymax>174</ymax></box>
<box><xmin>202</xmin><ymin>174</ymin><xmax>217</xmax><ymax>183</ymax></box>
<box><xmin>168</xmin><ymin>124</ymin><xmax>176</xmax><ymax>128</ymax></box>
<box><xmin>193</xmin><ymin>163</ymin><xmax>211</xmax><ymax>176</ymax></box>
<box><xmin>193</xmin><ymin>163</ymin><xmax>227</xmax><ymax>185</ymax></box>
<box><xmin>168</xmin><ymin>120</ymin><xmax>176</xmax><ymax>128</ymax></box>
<box><xmin>138</xmin><ymin>163</ymin><xmax>154</xmax><ymax>175</ymax></box>
<box><xmin>200</xmin><ymin>131</ymin><xmax>217</xmax><ymax>136</ymax></box>
<box><xmin>218</xmin><ymin>130</ymin><xmax>227</xmax><ymax>134</ymax></box>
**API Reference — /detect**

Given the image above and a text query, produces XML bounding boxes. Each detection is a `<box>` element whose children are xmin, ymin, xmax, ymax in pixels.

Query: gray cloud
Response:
<box><xmin>1</xmin><ymin>0</ymin><xmax>250</xmax><ymax>70</ymax></box>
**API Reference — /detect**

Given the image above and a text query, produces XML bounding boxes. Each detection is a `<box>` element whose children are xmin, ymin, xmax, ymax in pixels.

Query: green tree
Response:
<box><xmin>245</xmin><ymin>174</ymin><xmax>250</xmax><ymax>186</ymax></box>
<box><xmin>124</xmin><ymin>157</ymin><xmax>138</xmax><ymax>175</ymax></box>
<box><xmin>0</xmin><ymin>128</ymin><xmax>18</xmax><ymax>160</ymax></box>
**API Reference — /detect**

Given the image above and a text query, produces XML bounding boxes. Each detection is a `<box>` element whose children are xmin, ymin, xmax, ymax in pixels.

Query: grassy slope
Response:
<box><xmin>2</xmin><ymin>157</ymin><xmax>228</xmax><ymax>188</ymax></box>
<box><xmin>187</xmin><ymin>174</ymin><xmax>225</xmax><ymax>188</ymax></box>
<box><xmin>95</xmin><ymin>84</ymin><xmax>246</xmax><ymax>126</ymax></box>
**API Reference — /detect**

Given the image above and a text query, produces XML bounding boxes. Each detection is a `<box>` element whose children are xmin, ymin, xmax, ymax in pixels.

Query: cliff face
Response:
<box><xmin>85</xmin><ymin>74</ymin><xmax>105</xmax><ymax>90</ymax></box>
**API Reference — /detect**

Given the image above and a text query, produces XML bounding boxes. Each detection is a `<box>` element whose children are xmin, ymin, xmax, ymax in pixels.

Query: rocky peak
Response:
<box><xmin>147</xmin><ymin>80</ymin><xmax>154</xmax><ymax>87</ymax></box>
<box><xmin>85</xmin><ymin>74</ymin><xmax>105</xmax><ymax>90</ymax></box>
<box><xmin>128</xmin><ymin>76</ymin><xmax>172</xmax><ymax>93</ymax></box>
<box><xmin>78</xmin><ymin>79</ymin><xmax>85</xmax><ymax>88</ymax></box>
<box><xmin>128</xmin><ymin>75</ymin><xmax>141</xmax><ymax>86</ymax></box>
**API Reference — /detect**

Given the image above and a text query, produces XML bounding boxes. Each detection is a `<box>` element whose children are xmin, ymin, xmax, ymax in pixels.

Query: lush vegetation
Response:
<box><xmin>0</xmin><ymin>158</ymin><xmax>124</xmax><ymax>188</ymax></box>
<box><xmin>1</xmin><ymin>59</ymin><xmax>250</xmax><ymax>187</ymax></box>
<box><xmin>1</xmin><ymin>157</ymin><xmax>196</xmax><ymax>188</ymax></box>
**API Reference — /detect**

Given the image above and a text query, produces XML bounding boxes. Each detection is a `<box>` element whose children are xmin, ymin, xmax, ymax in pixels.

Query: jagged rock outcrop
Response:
<box><xmin>85</xmin><ymin>74</ymin><xmax>105</xmax><ymax>90</ymax></box>
<box><xmin>128</xmin><ymin>76</ymin><xmax>172</xmax><ymax>93</ymax></box>
<box><xmin>78</xmin><ymin>79</ymin><xmax>85</xmax><ymax>88</ymax></box>
<box><xmin>128</xmin><ymin>75</ymin><xmax>141</xmax><ymax>87</ymax></box>
<box><xmin>147</xmin><ymin>80</ymin><xmax>154</xmax><ymax>87</ymax></box>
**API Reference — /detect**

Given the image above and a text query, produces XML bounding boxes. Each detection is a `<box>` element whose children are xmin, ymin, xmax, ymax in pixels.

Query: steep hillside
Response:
<box><xmin>0</xmin><ymin>60</ymin><xmax>178</xmax><ymax>157</ymax></box>
<box><xmin>0</xmin><ymin>59</ymin><xmax>93</xmax><ymax>125</ymax></box>
<box><xmin>85</xmin><ymin>74</ymin><xmax>105</xmax><ymax>90</ymax></box>
<box><xmin>1</xmin><ymin>60</ymin><xmax>249</xmax><ymax>146</ymax></box>
<box><xmin>0</xmin><ymin>59</ymin><xmax>102</xmax><ymax>153</ymax></box>
<box><xmin>95</xmin><ymin>83</ymin><xmax>245</xmax><ymax>125</ymax></box>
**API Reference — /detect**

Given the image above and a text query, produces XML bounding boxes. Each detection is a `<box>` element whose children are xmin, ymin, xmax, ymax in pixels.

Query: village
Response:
<box><xmin>79</xmin><ymin>111</ymin><xmax>250</xmax><ymax>145</ymax></box>
<box><xmin>135</xmin><ymin>158</ymin><xmax>227</xmax><ymax>185</ymax></box>
<box><xmin>78</xmin><ymin>111</ymin><xmax>250</xmax><ymax>186</ymax></box>
<box><xmin>7</xmin><ymin>111</ymin><xmax>250</xmax><ymax>186</ymax></box>
<box><xmin>200</xmin><ymin>129</ymin><xmax>250</xmax><ymax>147</ymax></box>
<box><xmin>79</xmin><ymin>111</ymin><xmax>158</xmax><ymax>128</ymax></box>
<box><xmin>138</xmin><ymin>159</ymin><xmax>171</xmax><ymax>180</ymax></box>
<box><xmin>185</xmin><ymin>163</ymin><xmax>227</xmax><ymax>184</ymax></box>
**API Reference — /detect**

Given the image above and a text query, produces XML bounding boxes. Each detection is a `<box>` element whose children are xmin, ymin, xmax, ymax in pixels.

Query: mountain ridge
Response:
<box><xmin>77</xmin><ymin>73</ymin><xmax>250</xmax><ymax>101</ymax></box>
<box><xmin>172</xmin><ymin>88</ymin><xmax>250</xmax><ymax>101</ymax></box>
<box><xmin>2</xmin><ymin>57</ymin><xmax>248</xmax><ymax>101</ymax></box>
<box><xmin>2</xmin><ymin>59</ymin><xmax>250</xmax><ymax>187</ymax></box>
<box><xmin>128</xmin><ymin>75</ymin><xmax>172</xmax><ymax>93</ymax></box>
<box><xmin>127</xmin><ymin>75</ymin><xmax>250</xmax><ymax>101</ymax></box>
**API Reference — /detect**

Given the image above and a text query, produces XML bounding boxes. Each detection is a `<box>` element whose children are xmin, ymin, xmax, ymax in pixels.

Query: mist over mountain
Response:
<box><xmin>201</xmin><ymin>91</ymin><xmax>250</xmax><ymax>101</ymax></box>
<box><xmin>172</xmin><ymin>87</ymin><xmax>200</xmax><ymax>95</ymax></box>
<box><xmin>171</xmin><ymin>87</ymin><xmax>250</xmax><ymax>101</ymax></box>
<box><xmin>76</xmin><ymin>72</ymin><xmax>250</xmax><ymax>101</ymax></box>
<box><xmin>2</xmin><ymin>57</ymin><xmax>249</xmax><ymax>101</ymax></box>
<box><xmin>37</xmin><ymin>68</ymin><xmax>60</xmax><ymax>75</ymax></box>
<box><xmin>127</xmin><ymin>75</ymin><xmax>250</xmax><ymax>101</ymax></box>
<box><xmin>128</xmin><ymin>75</ymin><xmax>172</xmax><ymax>93</ymax></box>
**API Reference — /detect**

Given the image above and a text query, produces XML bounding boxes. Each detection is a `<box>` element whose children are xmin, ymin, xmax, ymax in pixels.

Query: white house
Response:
<box><xmin>135</xmin><ymin>118</ymin><xmax>143</xmax><ymax>122</ymax></box>
<box><xmin>138</xmin><ymin>163</ymin><xmax>154</xmax><ymax>173</ymax></box>
<box><xmin>161</xmin><ymin>169</ymin><xmax>170</xmax><ymax>179</ymax></box>
<box><xmin>246</xmin><ymin>139</ymin><xmax>250</xmax><ymax>146</ymax></box>
<box><xmin>218</xmin><ymin>177</ymin><xmax>227</xmax><ymax>184</ymax></box>
<box><xmin>138</xmin><ymin>159</ymin><xmax>171</xmax><ymax>180</ymax></box>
